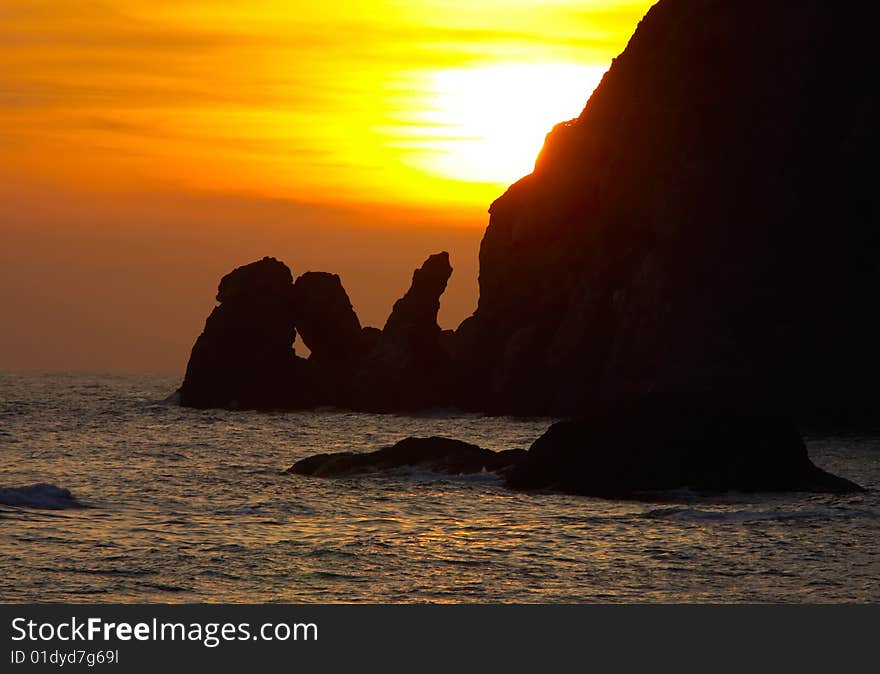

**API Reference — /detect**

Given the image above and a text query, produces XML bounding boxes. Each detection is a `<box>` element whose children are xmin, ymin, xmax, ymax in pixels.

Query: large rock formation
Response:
<box><xmin>180</xmin><ymin>253</ymin><xmax>455</xmax><ymax>411</ymax></box>
<box><xmin>181</xmin><ymin>3</ymin><xmax>877</xmax><ymax>424</ymax></box>
<box><xmin>504</xmin><ymin>400</ymin><xmax>864</xmax><ymax>497</ymax></box>
<box><xmin>454</xmin><ymin>0</ymin><xmax>879</xmax><ymax>423</ymax></box>
<box><xmin>179</xmin><ymin>257</ymin><xmax>305</xmax><ymax>409</ymax></box>
<box><xmin>180</xmin><ymin>1</ymin><xmax>873</xmax><ymax>495</ymax></box>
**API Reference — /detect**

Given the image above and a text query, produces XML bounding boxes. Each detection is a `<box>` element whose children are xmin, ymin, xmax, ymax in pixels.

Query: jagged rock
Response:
<box><xmin>287</xmin><ymin>436</ymin><xmax>525</xmax><ymax>477</ymax></box>
<box><xmin>505</xmin><ymin>400</ymin><xmax>865</xmax><ymax>497</ymax></box>
<box><xmin>179</xmin><ymin>253</ymin><xmax>457</xmax><ymax>412</ymax></box>
<box><xmin>179</xmin><ymin>0</ymin><xmax>877</xmax><ymax>442</ymax></box>
<box><xmin>353</xmin><ymin>253</ymin><xmax>454</xmax><ymax>411</ymax></box>
<box><xmin>383</xmin><ymin>252</ymin><xmax>452</xmax><ymax>347</ymax></box>
<box><xmin>292</xmin><ymin>271</ymin><xmax>367</xmax><ymax>365</ymax></box>
<box><xmin>453</xmin><ymin>0</ymin><xmax>879</xmax><ymax>423</ymax></box>
<box><xmin>180</xmin><ymin>257</ymin><xmax>306</xmax><ymax>409</ymax></box>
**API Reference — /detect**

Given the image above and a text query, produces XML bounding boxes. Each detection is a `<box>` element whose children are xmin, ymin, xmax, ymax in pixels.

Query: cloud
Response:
<box><xmin>0</xmin><ymin>0</ymin><xmax>654</xmax><ymax>372</ymax></box>
<box><xmin>0</xmin><ymin>1</ymin><xmax>650</xmax><ymax>205</ymax></box>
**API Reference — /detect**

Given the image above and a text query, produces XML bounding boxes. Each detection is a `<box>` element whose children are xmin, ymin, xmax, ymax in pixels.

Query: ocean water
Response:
<box><xmin>1</xmin><ymin>372</ymin><xmax>877</xmax><ymax>603</ymax></box>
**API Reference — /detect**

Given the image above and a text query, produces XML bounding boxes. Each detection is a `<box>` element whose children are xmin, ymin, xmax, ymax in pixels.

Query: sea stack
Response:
<box><xmin>352</xmin><ymin>252</ymin><xmax>454</xmax><ymax>411</ymax></box>
<box><xmin>180</xmin><ymin>252</ymin><xmax>455</xmax><ymax>412</ymax></box>
<box><xmin>179</xmin><ymin>256</ymin><xmax>305</xmax><ymax>410</ymax></box>
<box><xmin>291</xmin><ymin>273</ymin><xmax>364</xmax><ymax>363</ymax></box>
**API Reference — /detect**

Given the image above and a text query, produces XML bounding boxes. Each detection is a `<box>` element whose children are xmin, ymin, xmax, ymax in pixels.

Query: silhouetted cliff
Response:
<box><xmin>454</xmin><ymin>0</ymin><xmax>878</xmax><ymax>422</ymax></box>
<box><xmin>181</xmin><ymin>1</ymin><xmax>877</xmax><ymax>427</ymax></box>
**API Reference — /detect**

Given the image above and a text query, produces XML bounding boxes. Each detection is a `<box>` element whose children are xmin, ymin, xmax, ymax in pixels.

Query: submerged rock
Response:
<box><xmin>180</xmin><ymin>257</ymin><xmax>305</xmax><ymax>410</ymax></box>
<box><xmin>287</xmin><ymin>436</ymin><xmax>525</xmax><ymax>477</ymax></box>
<box><xmin>505</xmin><ymin>401</ymin><xmax>865</xmax><ymax>497</ymax></box>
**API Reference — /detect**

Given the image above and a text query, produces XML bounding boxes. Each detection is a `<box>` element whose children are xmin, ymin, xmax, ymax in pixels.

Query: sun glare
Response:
<box><xmin>390</xmin><ymin>64</ymin><xmax>606</xmax><ymax>186</ymax></box>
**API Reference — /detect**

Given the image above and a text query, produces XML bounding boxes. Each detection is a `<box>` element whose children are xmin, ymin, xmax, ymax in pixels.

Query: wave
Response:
<box><xmin>0</xmin><ymin>483</ymin><xmax>86</xmax><ymax>510</ymax></box>
<box><xmin>353</xmin><ymin>465</ymin><xmax>505</xmax><ymax>485</ymax></box>
<box><xmin>643</xmin><ymin>506</ymin><xmax>877</xmax><ymax>523</ymax></box>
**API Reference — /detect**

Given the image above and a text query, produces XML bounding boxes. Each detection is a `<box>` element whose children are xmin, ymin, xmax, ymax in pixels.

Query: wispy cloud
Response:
<box><xmin>0</xmin><ymin>0</ymin><xmax>654</xmax><ymax>372</ymax></box>
<box><xmin>0</xmin><ymin>0</ymin><xmax>651</xmax><ymax>203</ymax></box>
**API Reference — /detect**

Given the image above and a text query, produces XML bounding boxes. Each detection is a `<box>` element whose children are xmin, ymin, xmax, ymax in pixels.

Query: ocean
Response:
<box><xmin>1</xmin><ymin>372</ymin><xmax>877</xmax><ymax>603</ymax></box>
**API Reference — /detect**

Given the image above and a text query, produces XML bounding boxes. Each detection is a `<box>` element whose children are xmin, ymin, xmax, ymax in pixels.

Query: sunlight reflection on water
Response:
<box><xmin>1</xmin><ymin>372</ymin><xmax>878</xmax><ymax>603</ymax></box>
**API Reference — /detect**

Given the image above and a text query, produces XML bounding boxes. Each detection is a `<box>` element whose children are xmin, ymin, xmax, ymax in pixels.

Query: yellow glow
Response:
<box><xmin>0</xmin><ymin>1</ymin><xmax>652</xmax><ymax>208</ymax></box>
<box><xmin>1</xmin><ymin>0</ymin><xmax>656</xmax><ymax>372</ymax></box>
<box><xmin>390</xmin><ymin>64</ymin><xmax>604</xmax><ymax>184</ymax></box>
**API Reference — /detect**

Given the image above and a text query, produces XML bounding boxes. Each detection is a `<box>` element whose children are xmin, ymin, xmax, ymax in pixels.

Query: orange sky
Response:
<box><xmin>1</xmin><ymin>0</ymin><xmax>652</xmax><ymax>373</ymax></box>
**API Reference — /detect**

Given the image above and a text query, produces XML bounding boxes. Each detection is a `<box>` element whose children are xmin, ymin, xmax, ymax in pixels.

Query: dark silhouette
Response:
<box><xmin>505</xmin><ymin>399</ymin><xmax>864</xmax><ymax>496</ymax></box>
<box><xmin>180</xmin><ymin>253</ymin><xmax>454</xmax><ymax>412</ymax></box>
<box><xmin>288</xmin><ymin>436</ymin><xmax>524</xmax><ymax>477</ymax></box>
<box><xmin>182</xmin><ymin>3</ymin><xmax>878</xmax><ymax>423</ymax></box>
<box><xmin>453</xmin><ymin>0</ymin><xmax>878</xmax><ymax>423</ymax></box>
<box><xmin>180</xmin><ymin>0</ymin><xmax>875</xmax><ymax>495</ymax></box>
<box><xmin>288</xmin><ymin>403</ymin><xmax>863</xmax><ymax>494</ymax></box>
<box><xmin>180</xmin><ymin>257</ymin><xmax>306</xmax><ymax>409</ymax></box>
<box><xmin>351</xmin><ymin>252</ymin><xmax>453</xmax><ymax>411</ymax></box>
<box><xmin>291</xmin><ymin>271</ymin><xmax>368</xmax><ymax>367</ymax></box>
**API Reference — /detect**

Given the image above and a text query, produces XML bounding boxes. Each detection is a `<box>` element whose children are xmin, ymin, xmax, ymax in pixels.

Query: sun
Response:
<box><xmin>389</xmin><ymin>63</ymin><xmax>606</xmax><ymax>186</ymax></box>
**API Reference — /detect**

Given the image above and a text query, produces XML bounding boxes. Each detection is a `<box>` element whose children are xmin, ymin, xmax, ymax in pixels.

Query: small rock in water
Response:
<box><xmin>0</xmin><ymin>483</ymin><xmax>85</xmax><ymax>510</ymax></box>
<box><xmin>288</xmin><ymin>436</ymin><xmax>524</xmax><ymax>477</ymax></box>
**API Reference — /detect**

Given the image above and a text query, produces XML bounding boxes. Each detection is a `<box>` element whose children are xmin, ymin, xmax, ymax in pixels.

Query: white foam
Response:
<box><xmin>361</xmin><ymin>465</ymin><xmax>505</xmax><ymax>485</ymax></box>
<box><xmin>0</xmin><ymin>483</ymin><xmax>84</xmax><ymax>510</ymax></box>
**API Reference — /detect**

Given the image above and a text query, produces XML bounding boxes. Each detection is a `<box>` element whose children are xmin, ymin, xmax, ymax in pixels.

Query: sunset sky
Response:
<box><xmin>1</xmin><ymin>0</ymin><xmax>652</xmax><ymax>373</ymax></box>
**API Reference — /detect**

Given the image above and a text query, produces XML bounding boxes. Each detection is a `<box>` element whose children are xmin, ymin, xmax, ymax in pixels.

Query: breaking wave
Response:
<box><xmin>0</xmin><ymin>483</ymin><xmax>85</xmax><ymax>510</ymax></box>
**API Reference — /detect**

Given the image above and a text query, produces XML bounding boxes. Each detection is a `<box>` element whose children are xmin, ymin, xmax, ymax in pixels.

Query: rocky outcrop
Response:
<box><xmin>504</xmin><ymin>400</ymin><xmax>864</xmax><ymax>497</ymax></box>
<box><xmin>287</xmin><ymin>436</ymin><xmax>525</xmax><ymax>477</ymax></box>
<box><xmin>291</xmin><ymin>272</ymin><xmax>367</xmax><ymax>366</ymax></box>
<box><xmin>453</xmin><ymin>0</ymin><xmax>879</xmax><ymax>423</ymax></box>
<box><xmin>289</xmin><ymin>271</ymin><xmax>372</xmax><ymax>405</ymax></box>
<box><xmin>182</xmin><ymin>0</ymin><xmax>877</xmax><ymax>506</ymax></box>
<box><xmin>352</xmin><ymin>253</ymin><xmax>454</xmax><ymax>411</ymax></box>
<box><xmin>180</xmin><ymin>253</ymin><xmax>455</xmax><ymax>411</ymax></box>
<box><xmin>382</xmin><ymin>252</ymin><xmax>452</xmax><ymax>347</ymax></box>
<box><xmin>182</xmin><ymin>3</ymin><xmax>877</xmax><ymax>426</ymax></box>
<box><xmin>179</xmin><ymin>257</ymin><xmax>305</xmax><ymax>409</ymax></box>
<box><xmin>287</xmin><ymin>404</ymin><xmax>863</xmax><ymax>495</ymax></box>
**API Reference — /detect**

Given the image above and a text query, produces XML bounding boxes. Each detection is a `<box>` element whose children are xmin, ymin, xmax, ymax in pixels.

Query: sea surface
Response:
<box><xmin>1</xmin><ymin>372</ymin><xmax>877</xmax><ymax>603</ymax></box>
